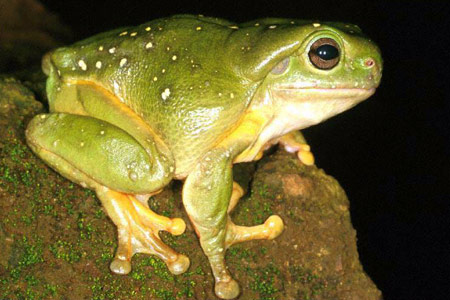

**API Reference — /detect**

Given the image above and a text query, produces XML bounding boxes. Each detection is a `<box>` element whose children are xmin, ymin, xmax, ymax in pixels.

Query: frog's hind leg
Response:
<box><xmin>26</xmin><ymin>113</ymin><xmax>189</xmax><ymax>275</ymax></box>
<box><xmin>96</xmin><ymin>188</ymin><xmax>189</xmax><ymax>275</ymax></box>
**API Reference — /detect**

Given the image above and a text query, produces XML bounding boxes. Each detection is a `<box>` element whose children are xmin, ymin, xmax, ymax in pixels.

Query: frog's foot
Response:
<box><xmin>225</xmin><ymin>215</ymin><xmax>284</xmax><ymax>248</ymax></box>
<box><xmin>96</xmin><ymin>187</ymin><xmax>189</xmax><ymax>275</ymax></box>
<box><xmin>278</xmin><ymin>131</ymin><xmax>315</xmax><ymax>165</ymax></box>
<box><xmin>205</xmin><ymin>215</ymin><xmax>283</xmax><ymax>299</ymax></box>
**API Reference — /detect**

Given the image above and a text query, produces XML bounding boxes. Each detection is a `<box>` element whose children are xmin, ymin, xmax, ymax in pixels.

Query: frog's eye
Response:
<box><xmin>270</xmin><ymin>57</ymin><xmax>290</xmax><ymax>75</ymax></box>
<box><xmin>308</xmin><ymin>38</ymin><xmax>340</xmax><ymax>70</ymax></box>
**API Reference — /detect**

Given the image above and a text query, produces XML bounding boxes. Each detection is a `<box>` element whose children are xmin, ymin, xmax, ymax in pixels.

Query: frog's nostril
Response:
<box><xmin>364</xmin><ymin>58</ymin><xmax>375</xmax><ymax>68</ymax></box>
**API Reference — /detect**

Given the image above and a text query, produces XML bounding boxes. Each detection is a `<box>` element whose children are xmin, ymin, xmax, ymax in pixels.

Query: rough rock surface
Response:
<box><xmin>0</xmin><ymin>78</ymin><xmax>381</xmax><ymax>299</ymax></box>
<box><xmin>0</xmin><ymin>1</ymin><xmax>382</xmax><ymax>299</ymax></box>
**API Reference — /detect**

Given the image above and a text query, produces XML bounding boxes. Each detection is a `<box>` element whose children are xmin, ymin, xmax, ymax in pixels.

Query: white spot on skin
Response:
<box><xmin>129</xmin><ymin>172</ymin><xmax>138</xmax><ymax>181</ymax></box>
<box><xmin>161</xmin><ymin>88</ymin><xmax>171</xmax><ymax>100</ymax></box>
<box><xmin>229</xmin><ymin>25</ymin><xmax>239</xmax><ymax>29</ymax></box>
<box><xmin>95</xmin><ymin>61</ymin><xmax>102</xmax><ymax>69</ymax></box>
<box><xmin>153</xmin><ymin>76</ymin><xmax>158</xmax><ymax>81</ymax></box>
<box><xmin>218</xmin><ymin>92</ymin><xmax>222</xmax><ymax>97</ymax></box>
<box><xmin>130</xmin><ymin>32</ymin><xmax>137</xmax><ymax>36</ymax></box>
<box><xmin>80</xmin><ymin>142</ymin><xmax>85</xmax><ymax>147</ymax></box>
<box><xmin>120</xmin><ymin>58</ymin><xmax>127</xmax><ymax>67</ymax></box>
<box><xmin>119</xmin><ymin>31</ymin><xmax>128</xmax><ymax>36</ymax></box>
<box><xmin>98</xmin><ymin>46</ymin><xmax>104</xmax><ymax>51</ymax></box>
<box><xmin>78</xmin><ymin>60</ymin><xmax>87</xmax><ymax>71</ymax></box>
<box><xmin>145</xmin><ymin>42</ymin><xmax>153</xmax><ymax>49</ymax></box>
<box><xmin>254</xmin><ymin>23</ymin><xmax>260</xmax><ymax>26</ymax></box>
<box><xmin>100</xmin><ymin>130</ymin><xmax>105</xmax><ymax>135</ymax></box>
<box><xmin>196</xmin><ymin>26</ymin><xmax>202</xmax><ymax>31</ymax></box>
<box><xmin>145</xmin><ymin>26</ymin><xmax>151</xmax><ymax>31</ymax></box>
<box><xmin>313</xmin><ymin>23</ymin><xmax>321</xmax><ymax>27</ymax></box>
<box><xmin>161</xmin><ymin>68</ymin><xmax>166</xmax><ymax>73</ymax></box>
<box><xmin>269</xmin><ymin>25</ymin><xmax>277</xmax><ymax>29</ymax></box>
<box><xmin>109</xmin><ymin>47</ymin><xmax>116</xmax><ymax>54</ymax></box>
<box><xmin>172</xmin><ymin>55</ymin><xmax>177</xmax><ymax>61</ymax></box>
<box><xmin>230</xmin><ymin>92</ymin><xmax>234</xmax><ymax>98</ymax></box>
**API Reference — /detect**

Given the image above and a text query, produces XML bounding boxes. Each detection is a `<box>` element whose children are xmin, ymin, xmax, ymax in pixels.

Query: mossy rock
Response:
<box><xmin>0</xmin><ymin>78</ymin><xmax>381</xmax><ymax>299</ymax></box>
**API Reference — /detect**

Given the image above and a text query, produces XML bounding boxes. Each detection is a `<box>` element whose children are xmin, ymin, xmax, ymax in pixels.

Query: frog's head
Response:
<box><xmin>229</xmin><ymin>20</ymin><xmax>382</xmax><ymax>131</ymax></box>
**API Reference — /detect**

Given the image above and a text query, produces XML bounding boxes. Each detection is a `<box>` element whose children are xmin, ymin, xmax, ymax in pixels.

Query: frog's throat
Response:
<box><xmin>269</xmin><ymin>87</ymin><xmax>375</xmax><ymax>131</ymax></box>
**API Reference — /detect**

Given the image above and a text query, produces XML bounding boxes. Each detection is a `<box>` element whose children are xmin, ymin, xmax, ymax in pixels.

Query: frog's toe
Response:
<box><xmin>215</xmin><ymin>278</ymin><xmax>240</xmax><ymax>299</ymax></box>
<box><xmin>166</xmin><ymin>253</ymin><xmax>190</xmax><ymax>275</ymax></box>
<box><xmin>225</xmin><ymin>215</ymin><xmax>284</xmax><ymax>247</ymax></box>
<box><xmin>110</xmin><ymin>258</ymin><xmax>132</xmax><ymax>275</ymax></box>
<box><xmin>264</xmin><ymin>215</ymin><xmax>284</xmax><ymax>240</ymax></box>
<box><xmin>169</xmin><ymin>218</ymin><xmax>186</xmax><ymax>236</ymax></box>
<box><xmin>297</xmin><ymin>148</ymin><xmax>315</xmax><ymax>166</ymax></box>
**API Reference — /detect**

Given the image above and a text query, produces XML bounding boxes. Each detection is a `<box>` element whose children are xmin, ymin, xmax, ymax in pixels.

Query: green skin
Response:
<box><xmin>25</xmin><ymin>15</ymin><xmax>382</xmax><ymax>299</ymax></box>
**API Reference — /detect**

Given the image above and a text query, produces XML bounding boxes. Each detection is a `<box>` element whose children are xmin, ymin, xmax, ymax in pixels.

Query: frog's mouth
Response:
<box><xmin>269</xmin><ymin>87</ymin><xmax>376</xmax><ymax>129</ymax></box>
<box><xmin>272</xmin><ymin>87</ymin><xmax>376</xmax><ymax>101</ymax></box>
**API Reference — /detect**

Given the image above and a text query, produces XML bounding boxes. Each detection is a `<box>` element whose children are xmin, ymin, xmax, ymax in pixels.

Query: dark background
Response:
<box><xmin>38</xmin><ymin>1</ymin><xmax>450</xmax><ymax>299</ymax></box>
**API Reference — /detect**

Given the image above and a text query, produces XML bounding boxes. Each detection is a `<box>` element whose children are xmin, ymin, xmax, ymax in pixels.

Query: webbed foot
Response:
<box><xmin>96</xmin><ymin>187</ymin><xmax>190</xmax><ymax>275</ymax></box>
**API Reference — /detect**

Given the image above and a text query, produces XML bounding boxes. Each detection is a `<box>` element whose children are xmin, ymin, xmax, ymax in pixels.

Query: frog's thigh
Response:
<box><xmin>26</xmin><ymin>113</ymin><xmax>189</xmax><ymax>274</ymax></box>
<box><xmin>26</xmin><ymin>113</ymin><xmax>167</xmax><ymax>194</ymax></box>
<box><xmin>278</xmin><ymin>130</ymin><xmax>315</xmax><ymax>165</ymax></box>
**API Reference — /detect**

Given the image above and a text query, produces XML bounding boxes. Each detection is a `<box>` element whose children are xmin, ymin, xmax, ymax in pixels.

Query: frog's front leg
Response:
<box><xmin>26</xmin><ymin>113</ymin><xmax>189</xmax><ymax>275</ymax></box>
<box><xmin>278</xmin><ymin>130</ymin><xmax>315</xmax><ymax>165</ymax></box>
<box><xmin>182</xmin><ymin>114</ymin><xmax>284</xmax><ymax>299</ymax></box>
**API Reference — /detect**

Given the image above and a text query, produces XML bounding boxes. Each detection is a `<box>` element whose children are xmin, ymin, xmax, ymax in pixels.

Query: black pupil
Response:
<box><xmin>316</xmin><ymin>44</ymin><xmax>339</xmax><ymax>60</ymax></box>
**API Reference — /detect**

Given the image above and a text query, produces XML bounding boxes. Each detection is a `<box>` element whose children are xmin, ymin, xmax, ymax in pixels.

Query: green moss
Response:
<box><xmin>44</xmin><ymin>283</ymin><xmax>58</xmax><ymax>297</ymax></box>
<box><xmin>177</xmin><ymin>279</ymin><xmax>196</xmax><ymax>298</ymax></box>
<box><xmin>49</xmin><ymin>240</ymin><xmax>82</xmax><ymax>263</ymax></box>
<box><xmin>9</xmin><ymin>236</ymin><xmax>44</xmax><ymax>281</ymax></box>
<box><xmin>289</xmin><ymin>265</ymin><xmax>327</xmax><ymax>299</ymax></box>
<box><xmin>142</xmin><ymin>256</ymin><xmax>175</xmax><ymax>282</ymax></box>
<box><xmin>247</xmin><ymin>263</ymin><xmax>281</xmax><ymax>300</ymax></box>
<box><xmin>77</xmin><ymin>212</ymin><xmax>95</xmax><ymax>240</ymax></box>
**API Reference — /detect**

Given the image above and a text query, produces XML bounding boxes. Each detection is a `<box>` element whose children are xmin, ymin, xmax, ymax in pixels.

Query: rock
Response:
<box><xmin>0</xmin><ymin>77</ymin><xmax>381</xmax><ymax>299</ymax></box>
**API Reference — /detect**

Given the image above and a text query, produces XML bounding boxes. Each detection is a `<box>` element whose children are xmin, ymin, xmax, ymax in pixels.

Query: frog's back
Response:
<box><xmin>46</xmin><ymin>15</ymin><xmax>258</xmax><ymax>174</ymax></box>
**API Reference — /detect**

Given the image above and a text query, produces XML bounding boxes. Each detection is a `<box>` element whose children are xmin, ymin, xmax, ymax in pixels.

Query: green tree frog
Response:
<box><xmin>25</xmin><ymin>15</ymin><xmax>382</xmax><ymax>299</ymax></box>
